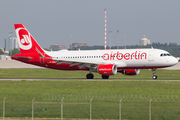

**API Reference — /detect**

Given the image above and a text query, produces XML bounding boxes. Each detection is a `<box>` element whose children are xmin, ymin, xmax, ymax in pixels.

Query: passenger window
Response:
<box><xmin>160</xmin><ymin>54</ymin><xmax>163</xmax><ymax>56</ymax></box>
<box><xmin>164</xmin><ymin>54</ymin><xmax>167</xmax><ymax>56</ymax></box>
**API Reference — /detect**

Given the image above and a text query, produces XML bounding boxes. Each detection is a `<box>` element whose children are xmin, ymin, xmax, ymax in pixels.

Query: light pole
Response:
<box><xmin>124</xmin><ymin>35</ymin><xmax>126</xmax><ymax>49</ymax></box>
<box><xmin>70</xmin><ymin>35</ymin><xmax>72</xmax><ymax>50</ymax></box>
<box><xmin>117</xmin><ymin>30</ymin><xmax>119</xmax><ymax>49</ymax></box>
<box><xmin>108</xmin><ymin>31</ymin><xmax>112</xmax><ymax>49</ymax></box>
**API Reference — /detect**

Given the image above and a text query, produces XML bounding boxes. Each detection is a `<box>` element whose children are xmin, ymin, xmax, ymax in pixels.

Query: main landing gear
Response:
<box><xmin>152</xmin><ymin>68</ymin><xmax>157</xmax><ymax>80</ymax></box>
<box><xmin>86</xmin><ymin>73</ymin><xmax>94</xmax><ymax>79</ymax></box>
<box><xmin>86</xmin><ymin>69</ymin><xmax>110</xmax><ymax>79</ymax></box>
<box><xmin>102</xmin><ymin>75</ymin><xmax>109</xmax><ymax>79</ymax></box>
<box><xmin>86</xmin><ymin>74</ymin><xmax>109</xmax><ymax>79</ymax></box>
<box><xmin>86</xmin><ymin>69</ymin><xmax>94</xmax><ymax>79</ymax></box>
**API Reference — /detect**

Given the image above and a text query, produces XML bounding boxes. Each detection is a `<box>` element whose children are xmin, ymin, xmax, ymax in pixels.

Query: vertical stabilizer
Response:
<box><xmin>14</xmin><ymin>24</ymin><xmax>45</xmax><ymax>55</ymax></box>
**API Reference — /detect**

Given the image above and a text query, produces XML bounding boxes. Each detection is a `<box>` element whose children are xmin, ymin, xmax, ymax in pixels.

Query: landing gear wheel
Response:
<box><xmin>152</xmin><ymin>68</ymin><xmax>158</xmax><ymax>79</ymax></box>
<box><xmin>102</xmin><ymin>75</ymin><xmax>109</xmax><ymax>79</ymax></box>
<box><xmin>86</xmin><ymin>74</ymin><xmax>94</xmax><ymax>79</ymax></box>
<box><xmin>153</xmin><ymin>75</ymin><xmax>157</xmax><ymax>80</ymax></box>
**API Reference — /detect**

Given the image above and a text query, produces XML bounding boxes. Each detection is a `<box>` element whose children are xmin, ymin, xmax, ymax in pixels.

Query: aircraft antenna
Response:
<box><xmin>104</xmin><ymin>9</ymin><xmax>107</xmax><ymax>50</ymax></box>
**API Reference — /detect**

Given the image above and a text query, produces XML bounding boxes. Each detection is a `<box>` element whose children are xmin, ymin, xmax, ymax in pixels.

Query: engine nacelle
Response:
<box><xmin>122</xmin><ymin>69</ymin><xmax>140</xmax><ymax>75</ymax></box>
<box><xmin>98</xmin><ymin>64</ymin><xmax>117</xmax><ymax>75</ymax></box>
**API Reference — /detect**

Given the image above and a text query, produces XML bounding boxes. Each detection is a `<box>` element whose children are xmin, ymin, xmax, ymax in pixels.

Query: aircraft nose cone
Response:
<box><xmin>171</xmin><ymin>57</ymin><xmax>178</xmax><ymax>66</ymax></box>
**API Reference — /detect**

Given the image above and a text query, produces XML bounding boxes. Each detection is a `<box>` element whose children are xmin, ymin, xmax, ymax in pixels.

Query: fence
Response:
<box><xmin>1</xmin><ymin>94</ymin><xmax>180</xmax><ymax>120</ymax></box>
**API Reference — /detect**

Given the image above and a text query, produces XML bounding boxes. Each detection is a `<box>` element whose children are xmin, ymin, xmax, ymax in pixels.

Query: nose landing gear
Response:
<box><xmin>152</xmin><ymin>68</ymin><xmax>157</xmax><ymax>79</ymax></box>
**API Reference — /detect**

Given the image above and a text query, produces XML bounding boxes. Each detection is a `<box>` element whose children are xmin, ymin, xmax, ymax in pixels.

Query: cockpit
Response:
<box><xmin>160</xmin><ymin>53</ymin><xmax>171</xmax><ymax>56</ymax></box>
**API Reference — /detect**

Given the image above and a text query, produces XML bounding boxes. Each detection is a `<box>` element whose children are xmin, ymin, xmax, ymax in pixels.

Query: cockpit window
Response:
<box><xmin>160</xmin><ymin>53</ymin><xmax>171</xmax><ymax>57</ymax></box>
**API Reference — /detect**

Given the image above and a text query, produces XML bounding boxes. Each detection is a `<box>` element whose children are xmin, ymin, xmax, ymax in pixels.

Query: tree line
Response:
<box><xmin>1</xmin><ymin>42</ymin><xmax>179</xmax><ymax>57</ymax></box>
<box><xmin>71</xmin><ymin>42</ymin><xmax>180</xmax><ymax>57</ymax></box>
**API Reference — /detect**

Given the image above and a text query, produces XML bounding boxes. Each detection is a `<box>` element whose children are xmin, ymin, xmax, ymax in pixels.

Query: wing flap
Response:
<box><xmin>54</xmin><ymin>59</ymin><xmax>127</xmax><ymax>69</ymax></box>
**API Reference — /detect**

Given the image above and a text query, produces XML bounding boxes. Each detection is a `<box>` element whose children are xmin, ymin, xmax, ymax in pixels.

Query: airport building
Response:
<box><xmin>70</xmin><ymin>43</ymin><xmax>88</xmax><ymax>48</ymax></box>
<box><xmin>5</xmin><ymin>36</ymin><xmax>18</xmax><ymax>51</ymax></box>
<box><xmin>139</xmin><ymin>37</ymin><xmax>151</xmax><ymax>46</ymax></box>
<box><xmin>49</xmin><ymin>45</ymin><xmax>67</xmax><ymax>51</ymax></box>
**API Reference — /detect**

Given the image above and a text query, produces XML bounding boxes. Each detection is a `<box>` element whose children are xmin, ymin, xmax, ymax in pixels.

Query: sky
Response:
<box><xmin>1</xmin><ymin>0</ymin><xmax>180</xmax><ymax>49</ymax></box>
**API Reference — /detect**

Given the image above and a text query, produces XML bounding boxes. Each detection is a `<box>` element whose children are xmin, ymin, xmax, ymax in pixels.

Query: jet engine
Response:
<box><xmin>122</xmin><ymin>69</ymin><xmax>140</xmax><ymax>75</ymax></box>
<box><xmin>98</xmin><ymin>64</ymin><xmax>117</xmax><ymax>75</ymax></box>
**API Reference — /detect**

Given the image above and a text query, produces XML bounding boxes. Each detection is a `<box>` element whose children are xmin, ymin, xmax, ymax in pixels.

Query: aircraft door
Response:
<box><xmin>148</xmin><ymin>51</ymin><xmax>154</xmax><ymax>61</ymax></box>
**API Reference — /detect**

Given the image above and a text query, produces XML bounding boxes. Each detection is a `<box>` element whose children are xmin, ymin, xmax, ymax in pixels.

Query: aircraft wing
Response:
<box><xmin>54</xmin><ymin>59</ymin><xmax>127</xmax><ymax>69</ymax></box>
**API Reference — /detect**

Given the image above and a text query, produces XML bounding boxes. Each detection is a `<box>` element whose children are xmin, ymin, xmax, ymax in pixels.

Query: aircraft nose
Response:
<box><xmin>166</xmin><ymin>57</ymin><xmax>178</xmax><ymax>66</ymax></box>
<box><xmin>171</xmin><ymin>57</ymin><xmax>178</xmax><ymax>66</ymax></box>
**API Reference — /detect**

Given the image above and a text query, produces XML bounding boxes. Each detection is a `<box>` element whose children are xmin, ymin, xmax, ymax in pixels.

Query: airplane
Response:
<box><xmin>12</xmin><ymin>24</ymin><xmax>178</xmax><ymax>79</ymax></box>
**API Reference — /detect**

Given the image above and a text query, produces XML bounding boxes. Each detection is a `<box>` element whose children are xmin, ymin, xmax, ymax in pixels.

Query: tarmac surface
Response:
<box><xmin>0</xmin><ymin>60</ymin><xmax>41</xmax><ymax>68</ymax></box>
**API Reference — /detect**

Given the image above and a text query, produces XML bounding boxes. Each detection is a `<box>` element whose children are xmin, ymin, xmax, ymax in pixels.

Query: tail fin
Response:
<box><xmin>14</xmin><ymin>24</ymin><xmax>45</xmax><ymax>55</ymax></box>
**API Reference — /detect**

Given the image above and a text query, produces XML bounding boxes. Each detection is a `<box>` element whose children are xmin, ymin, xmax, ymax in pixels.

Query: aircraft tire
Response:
<box><xmin>102</xmin><ymin>75</ymin><xmax>109</xmax><ymax>79</ymax></box>
<box><xmin>86</xmin><ymin>74</ymin><xmax>94</xmax><ymax>79</ymax></box>
<box><xmin>152</xmin><ymin>75</ymin><xmax>157</xmax><ymax>80</ymax></box>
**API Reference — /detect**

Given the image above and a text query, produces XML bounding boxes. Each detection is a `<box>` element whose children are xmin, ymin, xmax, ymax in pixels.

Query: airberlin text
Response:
<box><xmin>102</xmin><ymin>51</ymin><xmax>147</xmax><ymax>61</ymax></box>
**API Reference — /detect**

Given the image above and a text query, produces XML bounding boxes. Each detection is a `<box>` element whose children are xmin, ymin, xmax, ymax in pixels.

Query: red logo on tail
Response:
<box><xmin>16</xmin><ymin>28</ymin><xmax>32</xmax><ymax>50</ymax></box>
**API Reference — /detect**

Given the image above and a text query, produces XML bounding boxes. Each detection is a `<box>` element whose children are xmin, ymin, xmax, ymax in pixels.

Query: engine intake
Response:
<box><xmin>98</xmin><ymin>64</ymin><xmax>117</xmax><ymax>75</ymax></box>
<box><xmin>122</xmin><ymin>69</ymin><xmax>140</xmax><ymax>75</ymax></box>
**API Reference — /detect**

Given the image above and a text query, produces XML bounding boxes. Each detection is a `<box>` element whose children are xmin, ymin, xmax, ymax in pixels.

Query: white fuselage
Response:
<box><xmin>45</xmin><ymin>48</ymin><xmax>178</xmax><ymax>70</ymax></box>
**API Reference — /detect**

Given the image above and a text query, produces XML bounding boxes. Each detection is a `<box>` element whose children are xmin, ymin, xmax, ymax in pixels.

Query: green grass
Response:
<box><xmin>0</xmin><ymin>80</ymin><xmax>180</xmax><ymax>119</ymax></box>
<box><xmin>0</xmin><ymin>68</ymin><xmax>180</xmax><ymax>119</ymax></box>
<box><xmin>0</xmin><ymin>68</ymin><xmax>180</xmax><ymax>79</ymax></box>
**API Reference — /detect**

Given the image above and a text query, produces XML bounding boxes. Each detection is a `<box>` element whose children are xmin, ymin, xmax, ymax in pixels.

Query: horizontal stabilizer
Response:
<box><xmin>12</xmin><ymin>56</ymin><xmax>31</xmax><ymax>60</ymax></box>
